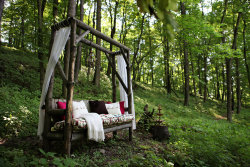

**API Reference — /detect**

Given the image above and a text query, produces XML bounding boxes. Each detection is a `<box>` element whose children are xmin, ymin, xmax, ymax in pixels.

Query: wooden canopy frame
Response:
<box><xmin>43</xmin><ymin>16</ymin><xmax>133</xmax><ymax>155</ymax></box>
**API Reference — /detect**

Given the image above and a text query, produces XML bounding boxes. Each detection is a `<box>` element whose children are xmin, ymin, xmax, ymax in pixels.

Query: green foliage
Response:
<box><xmin>134</xmin><ymin>82</ymin><xmax>250</xmax><ymax>167</ymax></box>
<box><xmin>75</xmin><ymin>66</ymin><xmax>113</xmax><ymax>101</ymax></box>
<box><xmin>0</xmin><ymin>86</ymin><xmax>39</xmax><ymax>138</ymax></box>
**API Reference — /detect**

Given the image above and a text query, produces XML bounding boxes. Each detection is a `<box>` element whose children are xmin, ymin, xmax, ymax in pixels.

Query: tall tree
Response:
<box><xmin>106</xmin><ymin>0</ymin><xmax>119</xmax><ymax>77</ymax></box>
<box><xmin>242</xmin><ymin>18</ymin><xmax>250</xmax><ymax>87</ymax></box>
<box><xmin>37</xmin><ymin>0</ymin><xmax>47</xmax><ymax>90</ymax></box>
<box><xmin>180</xmin><ymin>1</ymin><xmax>189</xmax><ymax>106</ymax></box>
<box><xmin>163</xmin><ymin>22</ymin><xmax>171</xmax><ymax>94</ymax></box>
<box><xmin>74</xmin><ymin>0</ymin><xmax>84</xmax><ymax>82</ymax></box>
<box><xmin>93</xmin><ymin>0</ymin><xmax>101</xmax><ymax>87</ymax></box>
<box><xmin>234</xmin><ymin>12</ymin><xmax>242</xmax><ymax>114</ymax></box>
<box><xmin>0</xmin><ymin>0</ymin><xmax>4</xmax><ymax>45</ymax></box>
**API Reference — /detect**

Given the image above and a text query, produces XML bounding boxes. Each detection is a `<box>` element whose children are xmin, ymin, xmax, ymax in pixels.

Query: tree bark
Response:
<box><xmin>93</xmin><ymin>0</ymin><xmax>101</xmax><ymax>87</ymax></box>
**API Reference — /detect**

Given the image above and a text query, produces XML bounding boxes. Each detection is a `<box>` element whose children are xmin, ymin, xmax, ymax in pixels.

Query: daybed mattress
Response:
<box><xmin>52</xmin><ymin>114</ymin><xmax>134</xmax><ymax>131</ymax></box>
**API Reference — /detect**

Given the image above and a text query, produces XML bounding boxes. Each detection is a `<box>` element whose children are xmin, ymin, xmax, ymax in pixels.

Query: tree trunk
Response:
<box><xmin>204</xmin><ymin>54</ymin><xmax>207</xmax><ymax>102</ymax></box>
<box><xmin>198</xmin><ymin>55</ymin><xmax>202</xmax><ymax>95</ymax></box>
<box><xmin>37</xmin><ymin>0</ymin><xmax>47</xmax><ymax>90</ymax></box>
<box><xmin>74</xmin><ymin>0</ymin><xmax>84</xmax><ymax>82</ymax></box>
<box><xmin>107</xmin><ymin>1</ymin><xmax>118</xmax><ymax>77</ymax></box>
<box><xmin>93</xmin><ymin>0</ymin><xmax>101</xmax><ymax>87</ymax></box>
<box><xmin>234</xmin><ymin>12</ymin><xmax>242</xmax><ymax>114</ymax></box>
<box><xmin>191</xmin><ymin>59</ymin><xmax>196</xmax><ymax>97</ymax></box>
<box><xmin>180</xmin><ymin>1</ymin><xmax>189</xmax><ymax>106</ymax></box>
<box><xmin>0</xmin><ymin>0</ymin><xmax>4</xmax><ymax>45</ymax></box>
<box><xmin>216</xmin><ymin>64</ymin><xmax>220</xmax><ymax>100</ymax></box>
<box><xmin>243</xmin><ymin>19</ymin><xmax>250</xmax><ymax>87</ymax></box>
<box><xmin>163</xmin><ymin>23</ymin><xmax>171</xmax><ymax>94</ymax></box>
<box><xmin>21</xmin><ymin>17</ymin><xmax>25</xmax><ymax>48</ymax></box>
<box><xmin>222</xmin><ymin>62</ymin><xmax>225</xmax><ymax>102</ymax></box>
<box><xmin>64</xmin><ymin>0</ymin><xmax>77</xmax><ymax>156</ymax></box>
<box><xmin>132</xmin><ymin>14</ymin><xmax>145</xmax><ymax>82</ymax></box>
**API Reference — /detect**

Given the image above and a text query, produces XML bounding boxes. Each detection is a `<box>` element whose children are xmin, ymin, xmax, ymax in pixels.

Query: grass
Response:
<box><xmin>0</xmin><ymin>46</ymin><xmax>249</xmax><ymax>167</ymax></box>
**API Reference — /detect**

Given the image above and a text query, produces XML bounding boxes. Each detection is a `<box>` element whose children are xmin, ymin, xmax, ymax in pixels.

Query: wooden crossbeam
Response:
<box><xmin>56</xmin><ymin>61</ymin><xmax>68</xmax><ymax>84</ymax></box>
<box><xmin>120</xmin><ymin>48</ymin><xmax>129</xmax><ymax>66</ymax></box>
<box><xmin>51</xmin><ymin>17</ymin><xmax>73</xmax><ymax>31</ymax></box>
<box><xmin>111</xmin><ymin>50</ymin><xmax>121</xmax><ymax>56</ymax></box>
<box><xmin>105</xmin><ymin>53</ymin><xmax>129</xmax><ymax>94</ymax></box>
<box><xmin>75</xmin><ymin>18</ymin><xmax>130</xmax><ymax>51</ymax></box>
<box><xmin>80</xmin><ymin>38</ymin><xmax>113</xmax><ymax>54</ymax></box>
<box><xmin>75</xmin><ymin>30</ymin><xmax>90</xmax><ymax>44</ymax></box>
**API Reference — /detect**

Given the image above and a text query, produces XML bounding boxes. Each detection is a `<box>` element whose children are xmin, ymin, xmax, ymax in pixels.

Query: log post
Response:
<box><xmin>64</xmin><ymin>0</ymin><xmax>77</xmax><ymax>156</ymax></box>
<box><xmin>112</xmin><ymin>54</ymin><xmax>117</xmax><ymax>137</ymax></box>
<box><xmin>126</xmin><ymin>51</ymin><xmax>132</xmax><ymax>141</ymax></box>
<box><xmin>43</xmin><ymin>73</ymin><xmax>54</xmax><ymax>151</ymax></box>
<box><xmin>43</xmin><ymin>26</ymin><xmax>57</xmax><ymax>151</ymax></box>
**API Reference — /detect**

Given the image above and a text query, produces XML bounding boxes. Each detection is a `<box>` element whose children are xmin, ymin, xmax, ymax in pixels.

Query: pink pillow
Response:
<box><xmin>57</xmin><ymin>101</ymin><xmax>66</xmax><ymax>120</ymax></box>
<box><xmin>119</xmin><ymin>101</ymin><xmax>125</xmax><ymax>114</ymax></box>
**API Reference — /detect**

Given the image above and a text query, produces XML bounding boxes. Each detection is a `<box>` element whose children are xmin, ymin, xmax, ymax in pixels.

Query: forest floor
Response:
<box><xmin>0</xmin><ymin>46</ymin><xmax>249</xmax><ymax>167</ymax></box>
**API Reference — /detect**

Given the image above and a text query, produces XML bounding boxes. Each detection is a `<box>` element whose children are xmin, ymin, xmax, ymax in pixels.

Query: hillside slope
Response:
<box><xmin>0</xmin><ymin>46</ymin><xmax>249</xmax><ymax>167</ymax></box>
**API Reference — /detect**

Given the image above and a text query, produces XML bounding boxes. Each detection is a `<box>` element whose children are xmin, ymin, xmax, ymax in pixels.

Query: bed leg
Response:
<box><xmin>113</xmin><ymin>131</ymin><xmax>117</xmax><ymax>138</ymax></box>
<box><xmin>129</xmin><ymin>127</ymin><xmax>132</xmax><ymax>141</ymax></box>
<box><xmin>43</xmin><ymin>139</ymin><xmax>50</xmax><ymax>152</ymax></box>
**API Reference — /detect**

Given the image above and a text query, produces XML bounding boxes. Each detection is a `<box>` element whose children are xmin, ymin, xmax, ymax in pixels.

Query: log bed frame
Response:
<box><xmin>43</xmin><ymin>1</ymin><xmax>133</xmax><ymax>155</ymax></box>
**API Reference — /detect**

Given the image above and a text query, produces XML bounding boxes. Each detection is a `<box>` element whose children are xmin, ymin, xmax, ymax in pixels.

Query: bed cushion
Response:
<box><xmin>57</xmin><ymin>101</ymin><xmax>66</xmax><ymax>120</ymax></box>
<box><xmin>119</xmin><ymin>101</ymin><xmax>125</xmax><ymax>114</ymax></box>
<box><xmin>89</xmin><ymin>101</ymin><xmax>108</xmax><ymax>114</ymax></box>
<box><xmin>52</xmin><ymin>114</ymin><xmax>134</xmax><ymax>131</ymax></box>
<box><xmin>105</xmin><ymin>102</ymin><xmax>121</xmax><ymax>115</ymax></box>
<box><xmin>73</xmin><ymin>101</ymin><xmax>88</xmax><ymax>118</ymax></box>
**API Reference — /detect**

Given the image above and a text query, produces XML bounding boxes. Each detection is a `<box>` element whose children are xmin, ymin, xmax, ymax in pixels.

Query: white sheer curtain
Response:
<box><xmin>37</xmin><ymin>27</ymin><xmax>71</xmax><ymax>139</ymax></box>
<box><xmin>117</xmin><ymin>56</ymin><xmax>136</xmax><ymax>130</ymax></box>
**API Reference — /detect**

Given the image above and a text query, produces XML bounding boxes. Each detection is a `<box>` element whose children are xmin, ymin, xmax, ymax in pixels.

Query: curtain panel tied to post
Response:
<box><xmin>37</xmin><ymin>27</ymin><xmax>71</xmax><ymax>139</ymax></box>
<box><xmin>117</xmin><ymin>56</ymin><xmax>136</xmax><ymax>130</ymax></box>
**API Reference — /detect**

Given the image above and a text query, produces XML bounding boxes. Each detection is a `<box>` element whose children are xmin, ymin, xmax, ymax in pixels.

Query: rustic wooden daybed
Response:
<box><xmin>42</xmin><ymin>1</ymin><xmax>133</xmax><ymax>155</ymax></box>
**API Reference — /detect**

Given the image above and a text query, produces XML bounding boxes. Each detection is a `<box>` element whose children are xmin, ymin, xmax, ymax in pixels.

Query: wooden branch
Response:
<box><xmin>120</xmin><ymin>48</ymin><xmax>129</xmax><ymax>65</ymax></box>
<box><xmin>80</xmin><ymin>38</ymin><xmax>112</xmax><ymax>54</ymax></box>
<box><xmin>47</xmin><ymin>109</ymin><xmax>65</xmax><ymax>116</ymax></box>
<box><xmin>56</xmin><ymin>61</ymin><xmax>68</xmax><ymax>84</ymax></box>
<box><xmin>51</xmin><ymin>17</ymin><xmax>73</xmax><ymax>31</ymax></box>
<box><xmin>75</xmin><ymin>30</ymin><xmax>90</xmax><ymax>44</ymax></box>
<box><xmin>112</xmin><ymin>50</ymin><xmax>121</xmax><ymax>56</ymax></box>
<box><xmin>75</xmin><ymin>18</ymin><xmax>130</xmax><ymax>51</ymax></box>
<box><xmin>104</xmin><ymin>123</ymin><xmax>132</xmax><ymax>133</ymax></box>
<box><xmin>127</xmin><ymin>51</ymin><xmax>132</xmax><ymax>115</ymax></box>
<box><xmin>105</xmin><ymin>53</ymin><xmax>129</xmax><ymax>94</ymax></box>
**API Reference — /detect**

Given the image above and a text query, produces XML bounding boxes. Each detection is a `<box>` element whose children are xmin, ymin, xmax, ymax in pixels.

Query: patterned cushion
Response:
<box><xmin>53</xmin><ymin>114</ymin><xmax>134</xmax><ymax>131</ymax></box>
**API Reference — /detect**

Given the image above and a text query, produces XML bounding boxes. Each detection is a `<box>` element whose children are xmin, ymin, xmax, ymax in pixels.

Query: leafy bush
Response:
<box><xmin>0</xmin><ymin>86</ymin><xmax>39</xmax><ymax>138</ymax></box>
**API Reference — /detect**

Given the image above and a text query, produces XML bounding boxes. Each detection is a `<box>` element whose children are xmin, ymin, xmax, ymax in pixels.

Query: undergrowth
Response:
<box><xmin>0</xmin><ymin>46</ymin><xmax>249</xmax><ymax>167</ymax></box>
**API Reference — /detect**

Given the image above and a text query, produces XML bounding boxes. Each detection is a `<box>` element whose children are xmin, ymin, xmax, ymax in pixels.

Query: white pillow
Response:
<box><xmin>73</xmin><ymin>101</ymin><xmax>88</xmax><ymax>118</ymax></box>
<box><xmin>105</xmin><ymin>102</ymin><xmax>121</xmax><ymax>115</ymax></box>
